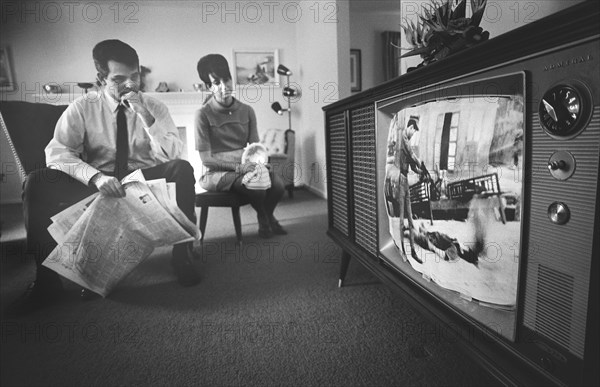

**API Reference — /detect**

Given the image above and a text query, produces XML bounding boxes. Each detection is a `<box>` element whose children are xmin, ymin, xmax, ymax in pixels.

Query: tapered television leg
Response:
<box><xmin>338</xmin><ymin>251</ymin><xmax>351</xmax><ymax>288</ymax></box>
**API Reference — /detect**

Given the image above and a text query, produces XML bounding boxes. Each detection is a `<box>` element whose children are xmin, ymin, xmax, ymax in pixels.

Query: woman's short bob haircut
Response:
<box><xmin>197</xmin><ymin>54</ymin><xmax>232</xmax><ymax>88</ymax></box>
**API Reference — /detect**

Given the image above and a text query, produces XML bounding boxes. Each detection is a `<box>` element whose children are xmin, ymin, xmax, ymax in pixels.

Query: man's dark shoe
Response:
<box><xmin>4</xmin><ymin>281</ymin><xmax>64</xmax><ymax>316</ymax></box>
<box><xmin>171</xmin><ymin>243</ymin><xmax>201</xmax><ymax>287</ymax></box>
<box><xmin>258</xmin><ymin>226</ymin><xmax>273</xmax><ymax>239</ymax></box>
<box><xmin>270</xmin><ymin>221</ymin><xmax>288</xmax><ymax>235</ymax></box>
<box><xmin>80</xmin><ymin>288</ymin><xmax>101</xmax><ymax>301</ymax></box>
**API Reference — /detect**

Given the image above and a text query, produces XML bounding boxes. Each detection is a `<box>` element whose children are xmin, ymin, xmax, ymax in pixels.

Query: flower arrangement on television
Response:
<box><xmin>399</xmin><ymin>0</ymin><xmax>490</xmax><ymax>68</ymax></box>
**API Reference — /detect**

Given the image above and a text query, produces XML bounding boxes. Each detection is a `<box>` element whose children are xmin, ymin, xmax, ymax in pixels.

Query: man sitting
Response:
<box><xmin>9</xmin><ymin>39</ymin><xmax>200</xmax><ymax>315</ymax></box>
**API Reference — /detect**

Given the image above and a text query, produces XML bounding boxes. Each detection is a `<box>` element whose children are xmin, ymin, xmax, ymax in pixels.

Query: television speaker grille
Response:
<box><xmin>350</xmin><ymin>105</ymin><xmax>378</xmax><ymax>257</ymax></box>
<box><xmin>328</xmin><ymin>112</ymin><xmax>349</xmax><ymax>236</ymax></box>
<box><xmin>534</xmin><ymin>264</ymin><xmax>574</xmax><ymax>348</ymax></box>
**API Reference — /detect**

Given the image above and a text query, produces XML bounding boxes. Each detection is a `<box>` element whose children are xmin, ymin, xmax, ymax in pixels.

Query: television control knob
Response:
<box><xmin>548</xmin><ymin>160</ymin><xmax>566</xmax><ymax>170</ymax></box>
<box><xmin>547</xmin><ymin>151</ymin><xmax>575</xmax><ymax>180</ymax></box>
<box><xmin>548</xmin><ymin>202</ymin><xmax>570</xmax><ymax>225</ymax></box>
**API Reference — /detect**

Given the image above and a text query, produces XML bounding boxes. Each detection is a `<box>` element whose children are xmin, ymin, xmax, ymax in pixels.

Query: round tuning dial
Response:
<box><xmin>539</xmin><ymin>82</ymin><xmax>593</xmax><ymax>139</ymax></box>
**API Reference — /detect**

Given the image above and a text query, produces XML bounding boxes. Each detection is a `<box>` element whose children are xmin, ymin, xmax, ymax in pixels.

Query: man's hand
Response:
<box><xmin>121</xmin><ymin>91</ymin><xmax>156</xmax><ymax>127</ymax></box>
<box><xmin>120</xmin><ymin>90</ymin><xmax>141</xmax><ymax>111</ymax></box>
<box><xmin>91</xmin><ymin>173</ymin><xmax>126</xmax><ymax>197</ymax></box>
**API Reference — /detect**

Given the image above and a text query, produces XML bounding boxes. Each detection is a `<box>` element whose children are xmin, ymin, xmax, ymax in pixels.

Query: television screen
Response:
<box><xmin>377</xmin><ymin>73</ymin><xmax>525</xmax><ymax>341</ymax></box>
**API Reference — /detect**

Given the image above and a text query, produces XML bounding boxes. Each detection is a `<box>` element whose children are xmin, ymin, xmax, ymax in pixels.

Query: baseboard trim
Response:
<box><xmin>304</xmin><ymin>184</ymin><xmax>326</xmax><ymax>199</ymax></box>
<box><xmin>0</xmin><ymin>199</ymin><xmax>23</xmax><ymax>205</ymax></box>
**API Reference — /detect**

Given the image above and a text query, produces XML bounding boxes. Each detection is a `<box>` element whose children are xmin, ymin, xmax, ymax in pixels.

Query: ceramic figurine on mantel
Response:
<box><xmin>193</xmin><ymin>83</ymin><xmax>207</xmax><ymax>92</ymax></box>
<box><xmin>398</xmin><ymin>0</ymin><xmax>490</xmax><ymax>71</ymax></box>
<box><xmin>155</xmin><ymin>81</ymin><xmax>169</xmax><ymax>92</ymax></box>
<box><xmin>156</xmin><ymin>82</ymin><xmax>169</xmax><ymax>93</ymax></box>
<box><xmin>43</xmin><ymin>83</ymin><xmax>62</xmax><ymax>94</ymax></box>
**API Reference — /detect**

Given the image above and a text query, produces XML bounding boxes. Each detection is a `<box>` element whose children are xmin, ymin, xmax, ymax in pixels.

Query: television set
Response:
<box><xmin>323</xmin><ymin>2</ymin><xmax>599</xmax><ymax>385</ymax></box>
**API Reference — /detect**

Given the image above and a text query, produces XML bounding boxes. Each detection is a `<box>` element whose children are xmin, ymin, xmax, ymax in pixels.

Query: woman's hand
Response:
<box><xmin>237</xmin><ymin>161</ymin><xmax>257</xmax><ymax>175</ymax></box>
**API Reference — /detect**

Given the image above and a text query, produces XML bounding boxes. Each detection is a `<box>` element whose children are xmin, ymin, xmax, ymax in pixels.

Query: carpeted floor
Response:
<box><xmin>1</xmin><ymin>189</ymin><xmax>500</xmax><ymax>386</ymax></box>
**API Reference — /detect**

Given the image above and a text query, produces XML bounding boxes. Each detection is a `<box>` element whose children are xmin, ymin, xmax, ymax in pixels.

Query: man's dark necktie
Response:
<box><xmin>114</xmin><ymin>104</ymin><xmax>128</xmax><ymax>180</ymax></box>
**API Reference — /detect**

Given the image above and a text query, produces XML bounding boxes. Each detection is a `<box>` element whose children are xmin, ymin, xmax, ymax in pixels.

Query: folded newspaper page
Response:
<box><xmin>146</xmin><ymin>179</ymin><xmax>199</xmax><ymax>238</ymax></box>
<box><xmin>47</xmin><ymin>193</ymin><xmax>99</xmax><ymax>245</ymax></box>
<box><xmin>43</xmin><ymin>170</ymin><xmax>199</xmax><ymax>297</ymax></box>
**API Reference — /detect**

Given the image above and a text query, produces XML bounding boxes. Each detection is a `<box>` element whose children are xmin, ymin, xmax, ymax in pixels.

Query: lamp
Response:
<box><xmin>283</xmin><ymin>86</ymin><xmax>296</xmax><ymax>97</ymax></box>
<box><xmin>77</xmin><ymin>82</ymin><xmax>94</xmax><ymax>93</ymax></box>
<box><xmin>272</xmin><ymin>64</ymin><xmax>296</xmax><ymax>131</ymax></box>
<box><xmin>271</xmin><ymin>64</ymin><xmax>297</xmax><ymax>198</ymax></box>
<box><xmin>277</xmin><ymin>64</ymin><xmax>292</xmax><ymax>76</ymax></box>
<box><xmin>271</xmin><ymin>101</ymin><xmax>289</xmax><ymax>115</ymax></box>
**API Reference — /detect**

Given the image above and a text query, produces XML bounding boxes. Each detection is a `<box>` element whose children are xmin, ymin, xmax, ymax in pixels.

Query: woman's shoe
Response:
<box><xmin>270</xmin><ymin>221</ymin><xmax>288</xmax><ymax>235</ymax></box>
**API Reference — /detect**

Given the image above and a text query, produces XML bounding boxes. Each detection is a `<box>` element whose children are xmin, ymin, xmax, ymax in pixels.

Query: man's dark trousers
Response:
<box><xmin>23</xmin><ymin>159</ymin><xmax>196</xmax><ymax>286</ymax></box>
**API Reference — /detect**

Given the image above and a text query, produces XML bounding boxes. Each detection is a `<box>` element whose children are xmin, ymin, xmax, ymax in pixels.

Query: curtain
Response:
<box><xmin>382</xmin><ymin>31</ymin><xmax>401</xmax><ymax>81</ymax></box>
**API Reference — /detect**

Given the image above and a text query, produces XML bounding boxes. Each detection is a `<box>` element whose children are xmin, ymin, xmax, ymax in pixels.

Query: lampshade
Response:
<box><xmin>271</xmin><ymin>102</ymin><xmax>283</xmax><ymax>114</ymax></box>
<box><xmin>77</xmin><ymin>82</ymin><xmax>94</xmax><ymax>93</ymax></box>
<box><xmin>283</xmin><ymin>87</ymin><xmax>296</xmax><ymax>97</ymax></box>
<box><xmin>277</xmin><ymin>64</ymin><xmax>292</xmax><ymax>76</ymax></box>
<box><xmin>271</xmin><ymin>102</ymin><xmax>285</xmax><ymax>115</ymax></box>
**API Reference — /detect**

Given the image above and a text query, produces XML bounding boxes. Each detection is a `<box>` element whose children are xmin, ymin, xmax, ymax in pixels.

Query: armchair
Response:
<box><xmin>1</xmin><ymin>101</ymin><xmax>68</xmax><ymax>185</ymax></box>
<box><xmin>1</xmin><ymin>102</ymin><xmax>69</xmax><ymax>242</ymax></box>
<box><xmin>260</xmin><ymin>128</ymin><xmax>295</xmax><ymax>198</ymax></box>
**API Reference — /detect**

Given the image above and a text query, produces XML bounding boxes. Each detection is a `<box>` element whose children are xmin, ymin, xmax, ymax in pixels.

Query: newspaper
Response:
<box><xmin>43</xmin><ymin>170</ymin><xmax>199</xmax><ymax>297</ymax></box>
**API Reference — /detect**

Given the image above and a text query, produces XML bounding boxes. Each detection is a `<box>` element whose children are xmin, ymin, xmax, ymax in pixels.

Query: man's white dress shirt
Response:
<box><xmin>45</xmin><ymin>89</ymin><xmax>181</xmax><ymax>185</ymax></box>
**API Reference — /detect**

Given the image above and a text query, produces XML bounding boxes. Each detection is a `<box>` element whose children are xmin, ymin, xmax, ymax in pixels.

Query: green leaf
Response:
<box><xmin>400</xmin><ymin>46</ymin><xmax>432</xmax><ymax>58</ymax></box>
<box><xmin>470</xmin><ymin>0</ymin><xmax>487</xmax><ymax>26</ymax></box>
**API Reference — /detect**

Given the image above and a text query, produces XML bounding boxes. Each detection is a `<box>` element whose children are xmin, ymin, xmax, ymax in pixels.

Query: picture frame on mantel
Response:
<box><xmin>0</xmin><ymin>46</ymin><xmax>16</xmax><ymax>92</ymax></box>
<box><xmin>233</xmin><ymin>49</ymin><xmax>279</xmax><ymax>86</ymax></box>
<box><xmin>350</xmin><ymin>49</ymin><xmax>362</xmax><ymax>92</ymax></box>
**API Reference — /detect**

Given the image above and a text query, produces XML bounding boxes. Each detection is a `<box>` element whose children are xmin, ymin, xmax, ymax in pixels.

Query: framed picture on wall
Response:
<box><xmin>0</xmin><ymin>47</ymin><xmax>16</xmax><ymax>91</ymax></box>
<box><xmin>350</xmin><ymin>49</ymin><xmax>362</xmax><ymax>92</ymax></box>
<box><xmin>233</xmin><ymin>49</ymin><xmax>279</xmax><ymax>86</ymax></box>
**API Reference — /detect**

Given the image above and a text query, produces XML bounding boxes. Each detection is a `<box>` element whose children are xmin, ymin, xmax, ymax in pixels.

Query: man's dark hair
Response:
<box><xmin>93</xmin><ymin>40</ymin><xmax>139</xmax><ymax>82</ymax></box>
<box><xmin>197</xmin><ymin>54</ymin><xmax>232</xmax><ymax>88</ymax></box>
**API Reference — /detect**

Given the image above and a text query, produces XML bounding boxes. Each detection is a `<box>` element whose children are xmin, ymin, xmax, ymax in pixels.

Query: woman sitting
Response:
<box><xmin>195</xmin><ymin>54</ymin><xmax>287</xmax><ymax>238</ymax></box>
